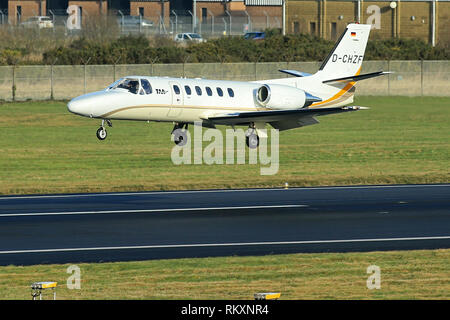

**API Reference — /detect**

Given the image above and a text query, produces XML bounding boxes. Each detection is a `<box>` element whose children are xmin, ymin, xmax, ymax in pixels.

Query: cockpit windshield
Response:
<box><xmin>116</xmin><ymin>78</ymin><xmax>140</xmax><ymax>94</ymax></box>
<box><xmin>107</xmin><ymin>78</ymin><xmax>152</xmax><ymax>95</ymax></box>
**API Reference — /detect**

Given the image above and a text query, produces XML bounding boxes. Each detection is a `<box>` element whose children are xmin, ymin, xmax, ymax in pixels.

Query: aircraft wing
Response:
<box><xmin>204</xmin><ymin>106</ymin><xmax>368</xmax><ymax>131</ymax></box>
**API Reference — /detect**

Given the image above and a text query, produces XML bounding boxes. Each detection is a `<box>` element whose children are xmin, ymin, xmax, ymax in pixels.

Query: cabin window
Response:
<box><xmin>141</xmin><ymin>79</ymin><xmax>152</xmax><ymax>94</ymax></box>
<box><xmin>184</xmin><ymin>85</ymin><xmax>192</xmax><ymax>95</ymax></box>
<box><xmin>195</xmin><ymin>86</ymin><xmax>202</xmax><ymax>96</ymax></box>
<box><xmin>206</xmin><ymin>87</ymin><xmax>212</xmax><ymax>96</ymax></box>
<box><xmin>227</xmin><ymin>88</ymin><xmax>234</xmax><ymax>97</ymax></box>
<box><xmin>173</xmin><ymin>85</ymin><xmax>180</xmax><ymax>94</ymax></box>
<box><xmin>216</xmin><ymin>87</ymin><xmax>223</xmax><ymax>97</ymax></box>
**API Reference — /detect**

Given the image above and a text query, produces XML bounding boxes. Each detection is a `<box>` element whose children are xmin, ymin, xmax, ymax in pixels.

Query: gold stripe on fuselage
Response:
<box><xmin>309</xmin><ymin>66</ymin><xmax>361</xmax><ymax>108</ymax></box>
<box><xmin>100</xmin><ymin>104</ymin><xmax>264</xmax><ymax>118</ymax></box>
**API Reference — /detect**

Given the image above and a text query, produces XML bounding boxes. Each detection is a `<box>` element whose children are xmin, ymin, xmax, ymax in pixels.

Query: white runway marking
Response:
<box><xmin>0</xmin><ymin>204</ymin><xmax>307</xmax><ymax>218</ymax></box>
<box><xmin>0</xmin><ymin>184</ymin><xmax>448</xmax><ymax>201</ymax></box>
<box><xmin>1</xmin><ymin>236</ymin><xmax>449</xmax><ymax>255</ymax></box>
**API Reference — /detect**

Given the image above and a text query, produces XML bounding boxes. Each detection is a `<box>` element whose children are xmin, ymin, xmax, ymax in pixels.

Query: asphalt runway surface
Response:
<box><xmin>0</xmin><ymin>184</ymin><xmax>449</xmax><ymax>266</ymax></box>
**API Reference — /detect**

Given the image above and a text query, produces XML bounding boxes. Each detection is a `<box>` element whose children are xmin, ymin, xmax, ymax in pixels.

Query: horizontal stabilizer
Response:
<box><xmin>323</xmin><ymin>71</ymin><xmax>391</xmax><ymax>84</ymax></box>
<box><xmin>278</xmin><ymin>70</ymin><xmax>312</xmax><ymax>77</ymax></box>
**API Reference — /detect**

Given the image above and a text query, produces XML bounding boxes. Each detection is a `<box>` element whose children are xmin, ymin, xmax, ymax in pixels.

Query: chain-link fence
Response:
<box><xmin>0</xmin><ymin>11</ymin><xmax>280</xmax><ymax>38</ymax></box>
<box><xmin>0</xmin><ymin>60</ymin><xmax>448</xmax><ymax>101</ymax></box>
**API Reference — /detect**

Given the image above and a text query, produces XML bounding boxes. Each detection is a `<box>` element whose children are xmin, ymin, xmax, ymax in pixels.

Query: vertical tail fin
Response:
<box><xmin>316</xmin><ymin>24</ymin><xmax>371</xmax><ymax>80</ymax></box>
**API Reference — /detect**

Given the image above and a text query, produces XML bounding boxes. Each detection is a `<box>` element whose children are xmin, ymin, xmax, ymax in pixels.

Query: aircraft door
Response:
<box><xmin>169</xmin><ymin>82</ymin><xmax>183</xmax><ymax>106</ymax></box>
<box><xmin>167</xmin><ymin>81</ymin><xmax>183</xmax><ymax>118</ymax></box>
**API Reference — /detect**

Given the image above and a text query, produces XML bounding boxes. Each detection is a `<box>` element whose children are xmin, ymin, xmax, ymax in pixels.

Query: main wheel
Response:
<box><xmin>172</xmin><ymin>129</ymin><xmax>188</xmax><ymax>146</ymax></box>
<box><xmin>96</xmin><ymin>127</ymin><xmax>107</xmax><ymax>140</ymax></box>
<box><xmin>246</xmin><ymin>133</ymin><xmax>259</xmax><ymax>149</ymax></box>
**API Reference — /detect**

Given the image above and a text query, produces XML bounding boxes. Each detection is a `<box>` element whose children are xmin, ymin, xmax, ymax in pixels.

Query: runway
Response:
<box><xmin>0</xmin><ymin>184</ymin><xmax>449</xmax><ymax>266</ymax></box>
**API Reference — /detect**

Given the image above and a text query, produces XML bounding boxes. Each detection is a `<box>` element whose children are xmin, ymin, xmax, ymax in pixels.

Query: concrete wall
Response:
<box><xmin>0</xmin><ymin>61</ymin><xmax>448</xmax><ymax>101</ymax></box>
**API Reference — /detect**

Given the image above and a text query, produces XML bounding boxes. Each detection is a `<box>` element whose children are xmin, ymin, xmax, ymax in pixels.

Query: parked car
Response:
<box><xmin>118</xmin><ymin>16</ymin><xmax>154</xmax><ymax>30</ymax></box>
<box><xmin>174</xmin><ymin>33</ymin><xmax>205</xmax><ymax>43</ymax></box>
<box><xmin>20</xmin><ymin>16</ymin><xmax>54</xmax><ymax>29</ymax></box>
<box><xmin>244</xmin><ymin>32</ymin><xmax>265</xmax><ymax>40</ymax></box>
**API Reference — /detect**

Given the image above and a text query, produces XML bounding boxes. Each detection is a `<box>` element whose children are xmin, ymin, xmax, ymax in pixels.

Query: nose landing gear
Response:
<box><xmin>96</xmin><ymin>119</ymin><xmax>112</xmax><ymax>141</ymax></box>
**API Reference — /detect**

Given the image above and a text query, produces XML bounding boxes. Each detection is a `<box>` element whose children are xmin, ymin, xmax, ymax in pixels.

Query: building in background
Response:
<box><xmin>67</xmin><ymin>0</ymin><xmax>108</xmax><ymax>17</ymax></box>
<box><xmin>194</xmin><ymin>0</ymin><xmax>282</xmax><ymax>33</ymax></box>
<box><xmin>130</xmin><ymin>0</ymin><xmax>169</xmax><ymax>19</ymax></box>
<box><xmin>0</xmin><ymin>0</ymin><xmax>448</xmax><ymax>46</ymax></box>
<box><xmin>129</xmin><ymin>0</ymin><xmax>170</xmax><ymax>30</ymax></box>
<box><xmin>8</xmin><ymin>0</ymin><xmax>46</xmax><ymax>24</ymax></box>
<box><xmin>287</xmin><ymin>0</ymin><xmax>449</xmax><ymax>46</ymax></box>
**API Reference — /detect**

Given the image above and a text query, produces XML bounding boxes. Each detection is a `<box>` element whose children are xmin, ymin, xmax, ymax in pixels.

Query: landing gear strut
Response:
<box><xmin>172</xmin><ymin>122</ymin><xmax>188</xmax><ymax>146</ymax></box>
<box><xmin>96</xmin><ymin>119</ymin><xmax>112</xmax><ymax>141</ymax></box>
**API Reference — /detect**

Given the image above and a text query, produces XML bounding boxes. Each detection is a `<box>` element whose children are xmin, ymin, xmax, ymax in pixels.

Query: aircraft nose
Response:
<box><xmin>67</xmin><ymin>96</ymin><xmax>92</xmax><ymax>117</ymax></box>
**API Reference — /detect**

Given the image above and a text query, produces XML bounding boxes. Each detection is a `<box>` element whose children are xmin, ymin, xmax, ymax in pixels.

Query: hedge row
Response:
<box><xmin>5</xmin><ymin>31</ymin><xmax>450</xmax><ymax>65</ymax></box>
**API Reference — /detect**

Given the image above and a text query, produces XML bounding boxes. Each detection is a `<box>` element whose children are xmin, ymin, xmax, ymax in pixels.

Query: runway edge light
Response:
<box><xmin>254</xmin><ymin>292</ymin><xmax>281</xmax><ymax>300</ymax></box>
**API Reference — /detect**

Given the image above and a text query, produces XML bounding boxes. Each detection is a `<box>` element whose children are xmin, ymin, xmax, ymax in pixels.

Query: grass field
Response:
<box><xmin>0</xmin><ymin>96</ymin><xmax>449</xmax><ymax>300</ymax></box>
<box><xmin>0</xmin><ymin>249</ymin><xmax>449</xmax><ymax>299</ymax></box>
<box><xmin>0</xmin><ymin>96</ymin><xmax>448</xmax><ymax>195</ymax></box>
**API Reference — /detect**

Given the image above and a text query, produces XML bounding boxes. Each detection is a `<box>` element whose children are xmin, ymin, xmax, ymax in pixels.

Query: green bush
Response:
<box><xmin>0</xmin><ymin>49</ymin><xmax>24</xmax><ymax>65</ymax></box>
<box><xmin>36</xmin><ymin>32</ymin><xmax>450</xmax><ymax>66</ymax></box>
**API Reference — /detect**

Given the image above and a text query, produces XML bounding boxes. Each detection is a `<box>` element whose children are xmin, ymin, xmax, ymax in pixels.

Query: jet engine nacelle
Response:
<box><xmin>256</xmin><ymin>84</ymin><xmax>307</xmax><ymax>110</ymax></box>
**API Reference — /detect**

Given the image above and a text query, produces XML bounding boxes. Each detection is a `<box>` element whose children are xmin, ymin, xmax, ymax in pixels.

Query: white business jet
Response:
<box><xmin>67</xmin><ymin>23</ymin><xmax>388</xmax><ymax>148</ymax></box>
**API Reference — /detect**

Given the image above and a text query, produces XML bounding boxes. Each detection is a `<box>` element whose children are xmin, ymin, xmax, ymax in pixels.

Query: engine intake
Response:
<box><xmin>256</xmin><ymin>84</ymin><xmax>320</xmax><ymax>109</ymax></box>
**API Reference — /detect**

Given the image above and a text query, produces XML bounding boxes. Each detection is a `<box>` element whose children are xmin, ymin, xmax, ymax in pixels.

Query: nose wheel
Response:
<box><xmin>96</xmin><ymin>119</ymin><xmax>112</xmax><ymax>141</ymax></box>
<box><xmin>96</xmin><ymin>127</ymin><xmax>107</xmax><ymax>140</ymax></box>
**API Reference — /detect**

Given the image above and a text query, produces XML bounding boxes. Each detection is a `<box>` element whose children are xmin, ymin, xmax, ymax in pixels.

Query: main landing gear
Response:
<box><xmin>96</xmin><ymin>119</ymin><xmax>112</xmax><ymax>141</ymax></box>
<box><xmin>246</xmin><ymin>124</ymin><xmax>260</xmax><ymax>149</ymax></box>
<box><xmin>169</xmin><ymin>122</ymin><xmax>260</xmax><ymax>148</ymax></box>
<box><xmin>172</xmin><ymin>122</ymin><xmax>188</xmax><ymax>146</ymax></box>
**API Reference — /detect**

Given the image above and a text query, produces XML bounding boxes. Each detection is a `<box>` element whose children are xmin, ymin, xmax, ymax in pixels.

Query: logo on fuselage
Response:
<box><xmin>155</xmin><ymin>89</ymin><xmax>168</xmax><ymax>94</ymax></box>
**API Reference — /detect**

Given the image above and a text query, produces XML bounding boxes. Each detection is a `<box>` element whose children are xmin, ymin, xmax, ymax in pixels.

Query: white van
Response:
<box><xmin>21</xmin><ymin>16</ymin><xmax>54</xmax><ymax>29</ymax></box>
<box><xmin>174</xmin><ymin>33</ymin><xmax>205</xmax><ymax>43</ymax></box>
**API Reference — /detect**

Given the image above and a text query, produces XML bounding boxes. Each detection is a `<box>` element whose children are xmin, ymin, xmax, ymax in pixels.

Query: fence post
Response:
<box><xmin>420</xmin><ymin>59</ymin><xmax>424</xmax><ymax>96</ymax></box>
<box><xmin>387</xmin><ymin>60</ymin><xmax>391</xmax><ymax>96</ymax></box>
<box><xmin>12</xmin><ymin>65</ymin><xmax>16</xmax><ymax>102</ymax></box>
<box><xmin>50</xmin><ymin>58</ymin><xmax>58</xmax><ymax>100</ymax></box>
<box><xmin>81</xmin><ymin>57</ymin><xmax>91</xmax><ymax>95</ymax></box>
<box><xmin>84</xmin><ymin>64</ymin><xmax>87</xmax><ymax>94</ymax></box>
<box><xmin>151</xmin><ymin>57</ymin><xmax>158</xmax><ymax>76</ymax></box>
<box><xmin>207</xmin><ymin>10</ymin><xmax>214</xmax><ymax>35</ymax></box>
<box><xmin>113</xmin><ymin>56</ymin><xmax>121</xmax><ymax>82</ymax></box>
<box><xmin>183</xmin><ymin>55</ymin><xmax>190</xmax><ymax>78</ymax></box>
<box><xmin>50</xmin><ymin>64</ymin><xmax>54</xmax><ymax>100</ymax></box>
<box><xmin>254</xmin><ymin>54</ymin><xmax>263</xmax><ymax>81</ymax></box>
<box><xmin>171</xmin><ymin>10</ymin><xmax>178</xmax><ymax>34</ymax></box>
